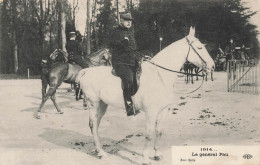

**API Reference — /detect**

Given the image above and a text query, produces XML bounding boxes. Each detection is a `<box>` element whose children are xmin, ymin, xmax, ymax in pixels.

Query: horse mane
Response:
<box><xmin>89</xmin><ymin>48</ymin><xmax>111</xmax><ymax>58</ymax></box>
<box><xmin>49</xmin><ymin>49</ymin><xmax>68</xmax><ymax>64</ymax></box>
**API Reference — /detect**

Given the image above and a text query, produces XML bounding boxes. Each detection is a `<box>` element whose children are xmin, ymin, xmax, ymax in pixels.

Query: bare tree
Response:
<box><xmin>86</xmin><ymin>0</ymin><xmax>91</xmax><ymax>55</ymax></box>
<box><xmin>71</xmin><ymin>0</ymin><xmax>78</xmax><ymax>27</ymax></box>
<box><xmin>57</xmin><ymin>0</ymin><xmax>66</xmax><ymax>51</ymax></box>
<box><xmin>32</xmin><ymin>0</ymin><xmax>56</xmax><ymax>58</ymax></box>
<box><xmin>10</xmin><ymin>0</ymin><xmax>18</xmax><ymax>73</ymax></box>
<box><xmin>116</xmin><ymin>0</ymin><xmax>120</xmax><ymax>23</ymax></box>
<box><xmin>91</xmin><ymin>0</ymin><xmax>99</xmax><ymax>49</ymax></box>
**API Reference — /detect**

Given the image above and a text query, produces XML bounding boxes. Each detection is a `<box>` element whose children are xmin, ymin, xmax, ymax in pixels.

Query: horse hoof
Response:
<box><xmin>34</xmin><ymin>115</ymin><xmax>41</xmax><ymax>119</ymax></box>
<box><xmin>154</xmin><ymin>155</ymin><xmax>163</xmax><ymax>161</ymax></box>
<box><xmin>97</xmin><ymin>153</ymin><xmax>107</xmax><ymax>159</ymax></box>
<box><xmin>59</xmin><ymin>112</ymin><xmax>64</xmax><ymax>114</ymax></box>
<box><xmin>142</xmin><ymin>163</ymin><xmax>151</xmax><ymax>165</ymax></box>
<box><xmin>33</xmin><ymin>113</ymin><xmax>41</xmax><ymax>119</ymax></box>
<box><xmin>96</xmin><ymin>150</ymin><xmax>108</xmax><ymax>159</ymax></box>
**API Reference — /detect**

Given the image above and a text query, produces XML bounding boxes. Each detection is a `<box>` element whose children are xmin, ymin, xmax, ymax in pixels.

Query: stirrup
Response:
<box><xmin>126</xmin><ymin>99</ymin><xmax>140</xmax><ymax>116</ymax></box>
<box><xmin>111</xmin><ymin>69</ymin><xmax>118</xmax><ymax>77</ymax></box>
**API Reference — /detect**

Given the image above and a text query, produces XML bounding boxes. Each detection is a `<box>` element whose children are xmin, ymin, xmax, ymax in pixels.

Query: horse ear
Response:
<box><xmin>189</xmin><ymin>26</ymin><xmax>195</xmax><ymax>36</ymax></box>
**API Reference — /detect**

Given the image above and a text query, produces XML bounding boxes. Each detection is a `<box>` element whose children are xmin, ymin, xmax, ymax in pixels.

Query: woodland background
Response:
<box><xmin>0</xmin><ymin>0</ymin><xmax>259</xmax><ymax>75</ymax></box>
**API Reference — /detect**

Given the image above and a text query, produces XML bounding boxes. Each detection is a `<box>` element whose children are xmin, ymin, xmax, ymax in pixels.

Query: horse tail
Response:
<box><xmin>75</xmin><ymin>69</ymin><xmax>87</xmax><ymax>84</ymax></box>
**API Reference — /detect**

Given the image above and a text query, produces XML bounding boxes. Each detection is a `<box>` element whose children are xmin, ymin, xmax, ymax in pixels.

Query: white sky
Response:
<box><xmin>67</xmin><ymin>0</ymin><xmax>88</xmax><ymax>35</ymax></box>
<box><xmin>69</xmin><ymin>0</ymin><xmax>260</xmax><ymax>40</ymax></box>
<box><xmin>243</xmin><ymin>0</ymin><xmax>260</xmax><ymax>40</ymax></box>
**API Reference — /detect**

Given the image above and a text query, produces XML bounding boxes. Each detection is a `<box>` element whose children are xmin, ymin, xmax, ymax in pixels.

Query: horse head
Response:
<box><xmin>185</xmin><ymin>27</ymin><xmax>213</xmax><ymax>73</ymax></box>
<box><xmin>100</xmin><ymin>48</ymin><xmax>112</xmax><ymax>66</ymax></box>
<box><xmin>49</xmin><ymin>49</ymin><xmax>68</xmax><ymax>63</ymax></box>
<box><xmin>49</xmin><ymin>49</ymin><xmax>59</xmax><ymax>61</ymax></box>
<box><xmin>88</xmin><ymin>48</ymin><xmax>112</xmax><ymax>66</ymax></box>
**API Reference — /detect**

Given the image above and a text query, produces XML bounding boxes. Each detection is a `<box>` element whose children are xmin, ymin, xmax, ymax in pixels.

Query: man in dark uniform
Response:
<box><xmin>66</xmin><ymin>31</ymin><xmax>88</xmax><ymax>68</ymax></box>
<box><xmin>110</xmin><ymin>12</ymin><xmax>140</xmax><ymax>116</ymax></box>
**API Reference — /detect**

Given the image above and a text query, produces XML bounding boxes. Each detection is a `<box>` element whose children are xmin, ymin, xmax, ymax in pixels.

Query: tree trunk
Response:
<box><xmin>57</xmin><ymin>0</ymin><xmax>67</xmax><ymax>52</ymax></box>
<box><xmin>61</xmin><ymin>11</ymin><xmax>66</xmax><ymax>51</ymax></box>
<box><xmin>49</xmin><ymin>23</ymin><xmax>53</xmax><ymax>51</ymax></box>
<box><xmin>11</xmin><ymin>0</ymin><xmax>18</xmax><ymax>73</ymax></box>
<box><xmin>57</xmin><ymin>0</ymin><xmax>62</xmax><ymax>49</ymax></box>
<box><xmin>91</xmin><ymin>0</ymin><xmax>99</xmax><ymax>50</ymax></box>
<box><xmin>86</xmin><ymin>0</ymin><xmax>91</xmax><ymax>55</ymax></box>
<box><xmin>13</xmin><ymin>34</ymin><xmax>18</xmax><ymax>73</ymax></box>
<box><xmin>117</xmin><ymin>0</ymin><xmax>120</xmax><ymax>23</ymax></box>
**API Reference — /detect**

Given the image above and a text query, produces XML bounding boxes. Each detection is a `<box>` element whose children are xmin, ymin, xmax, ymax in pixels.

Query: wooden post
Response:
<box><xmin>227</xmin><ymin>60</ymin><xmax>229</xmax><ymax>92</ymax></box>
<box><xmin>27</xmin><ymin>68</ymin><xmax>30</xmax><ymax>79</ymax></box>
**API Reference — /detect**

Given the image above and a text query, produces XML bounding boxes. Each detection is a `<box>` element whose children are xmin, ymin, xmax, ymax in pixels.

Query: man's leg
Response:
<box><xmin>115</xmin><ymin>65</ymin><xmax>139</xmax><ymax>116</ymax></box>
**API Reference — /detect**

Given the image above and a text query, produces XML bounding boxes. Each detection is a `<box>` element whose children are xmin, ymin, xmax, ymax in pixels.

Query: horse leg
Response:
<box><xmin>196</xmin><ymin>68</ymin><xmax>199</xmax><ymax>81</ymax></box>
<box><xmin>41</xmin><ymin>75</ymin><xmax>48</xmax><ymax>100</ymax></box>
<box><xmin>142</xmin><ymin>113</ymin><xmax>156</xmax><ymax>165</ymax></box>
<box><xmin>191</xmin><ymin>69</ymin><xmax>194</xmax><ymax>84</ymax></box>
<box><xmin>185</xmin><ymin>70</ymin><xmax>188</xmax><ymax>84</ymax></box>
<box><xmin>75</xmin><ymin>83</ymin><xmax>80</xmax><ymax>101</ymax></box>
<box><xmin>34</xmin><ymin>86</ymin><xmax>56</xmax><ymax>119</ymax></box>
<box><xmin>88</xmin><ymin>100</ymin><xmax>108</xmax><ymax>158</ymax></box>
<box><xmin>83</xmin><ymin>98</ymin><xmax>88</xmax><ymax>110</ymax></box>
<box><xmin>211</xmin><ymin>71</ymin><xmax>214</xmax><ymax>81</ymax></box>
<box><xmin>153</xmin><ymin>120</ymin><xmax>163</xmax><ymax>161</ymax></box>
<box><xmin>50</xmin><ymin>92</ymin><xmax>63</xmax><ymax>114</ymax></box>
<box><xmin>80</xmin><ymin>90</ymin><xmax>83</xmax><ymax>99</ymax></box>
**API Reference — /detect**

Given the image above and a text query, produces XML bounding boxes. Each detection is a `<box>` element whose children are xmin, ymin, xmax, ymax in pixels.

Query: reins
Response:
<box><xmin>145</xmin><ymin>59</ymin><xmax>205</xmax><ymax>77</ymax></box>
<box><xmin>114</xmin><ymin>36</ymin><xmax>208</xmax><ymax>94</ymax></box>
<box><xmin>144</xmin><ymin>36</ymin><xmax>207</xmax><ymax>94</ymax></box>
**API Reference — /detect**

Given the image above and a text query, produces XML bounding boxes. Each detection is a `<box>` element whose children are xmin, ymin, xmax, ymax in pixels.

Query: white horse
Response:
<box><xmin>76</xmin><ymin>27</ymin><xmax>213</xmax><ymax>165</ymax></box>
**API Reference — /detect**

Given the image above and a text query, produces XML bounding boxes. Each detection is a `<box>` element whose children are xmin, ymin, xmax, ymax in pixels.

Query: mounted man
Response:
<box><xmin>66</xmin><ymin>31</ymin><xmax>89</xmax><ymax>68</ymax></box>
<box><xmin>109</xmin><ymin>12</ymin><xmax>141</xmax><ymax>116</ymax></box>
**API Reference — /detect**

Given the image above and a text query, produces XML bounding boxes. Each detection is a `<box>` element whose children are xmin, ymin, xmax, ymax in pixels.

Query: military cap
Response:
<box><xmin>69</xmin><ymin>31</ymin><xmax>76</xmax><ymax>37</ymax></box>
<box><xmin>120</xmin><ymin>12</ymin><xmax>133</xmax><ymax>20</ymax></box>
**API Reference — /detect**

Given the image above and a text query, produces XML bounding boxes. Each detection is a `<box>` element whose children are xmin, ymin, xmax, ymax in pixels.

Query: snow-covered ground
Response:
<box><xmin>0</xmin><ymin>71</ymin><xmax>259</xmax><ymax>165</ymax></box>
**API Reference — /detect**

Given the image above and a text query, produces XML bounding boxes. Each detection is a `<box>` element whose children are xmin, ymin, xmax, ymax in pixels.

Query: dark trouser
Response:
<box><xmin>69</xmin><ymin>56</ymin><xmax>89</xmax><ymax>68</ymax></box>
<box><xmin>114</xmin><ymin>64</ymin><xmax>135</xmax><ymax>109</ymax></box>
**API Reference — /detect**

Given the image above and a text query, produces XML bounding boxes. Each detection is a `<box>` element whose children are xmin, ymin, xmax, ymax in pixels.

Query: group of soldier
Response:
<box><xmin>41</xmin><ymin>12</ymin><xmax>140</xmax><ymax>117</ymax></box>
<box><xmin>217</xmin><ymin>38</ymin><xmax>250</xmax><ymax>61</ymax></box>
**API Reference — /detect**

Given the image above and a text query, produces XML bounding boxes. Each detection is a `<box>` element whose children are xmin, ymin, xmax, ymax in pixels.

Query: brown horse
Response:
<box><xmin>182</xmin><ymin>61</ymin><xmax>214</xmax><ymax>84</ymax></box>
<box><xmin>34</xmin><ymin>48</ymin><xmax>111</xmax><ymax>119</ymax></box>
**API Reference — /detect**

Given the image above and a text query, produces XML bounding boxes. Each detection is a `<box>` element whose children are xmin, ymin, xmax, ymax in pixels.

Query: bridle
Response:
<box><xmin>185</xmin><ymin>36</ymin><xmax>207</xmax><ymax>69</ymax></box>
<box><xmin>49</xmin><ymin>49</ymin><xmax>59</xmax><ymax>60</ymax></box>
<box><xmin>146</xmin><ymin>36</ymin><xmax>207</xmax><ymax>77</ymax></box>
<box><xmin>146</xmin><ymin>36</ymin><xmax>209</xmax><ymax>94</ymax></box>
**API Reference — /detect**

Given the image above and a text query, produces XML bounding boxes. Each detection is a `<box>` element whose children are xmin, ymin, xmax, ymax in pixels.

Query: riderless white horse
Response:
<box><xmin>76</xmin><ymin>27</ymin><xmax>213</xmax><ymax>165</ymax></box>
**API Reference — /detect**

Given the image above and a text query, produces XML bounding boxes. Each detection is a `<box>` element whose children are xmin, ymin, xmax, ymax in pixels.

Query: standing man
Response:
<box><xmin>110</xmin><ymin>12</ymin><xmax>140</xmax><ymax>116</ymax></box>
<box><xmin>66</xmin><ymin>31</ymin><xmax>88</xmax><ymax>68</ymax></box>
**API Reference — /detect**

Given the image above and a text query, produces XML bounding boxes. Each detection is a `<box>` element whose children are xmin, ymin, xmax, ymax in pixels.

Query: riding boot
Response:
<box><xmin>123</xmin><ymin>88</ymin><xmax>140</xmax><ymax>116</ymax></box>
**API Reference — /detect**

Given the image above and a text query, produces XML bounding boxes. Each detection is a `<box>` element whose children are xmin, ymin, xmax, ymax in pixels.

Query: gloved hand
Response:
<box><xmin>143</xmin><ymin>55</ymin><xmax>151</xmax><ymax>61</ymax></box>
<box><xmin>122</xmin><ymin>37</ymin><xmax>129</xmax><ymax>47</ymax></box>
